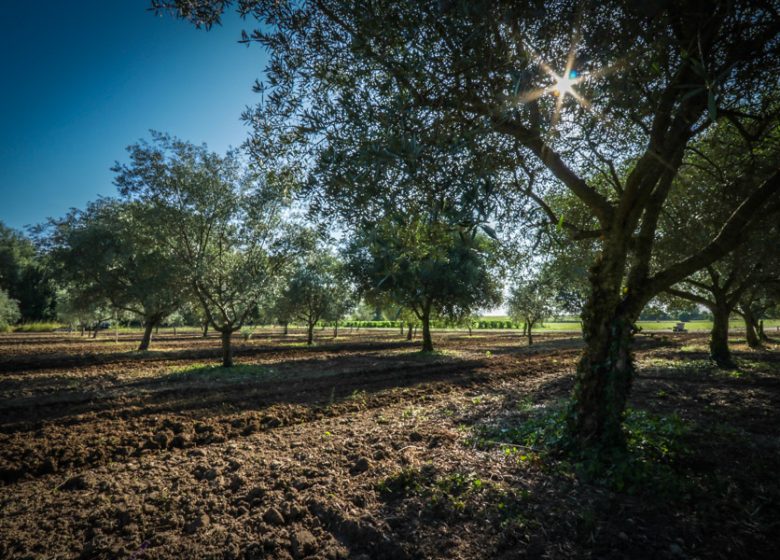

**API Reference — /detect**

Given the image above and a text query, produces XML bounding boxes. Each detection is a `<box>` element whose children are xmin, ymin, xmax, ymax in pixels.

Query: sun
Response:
<box><xmin>553</xmin><ymin>71</ymin><xmax>578</xmax><ymax>98</ymax></box>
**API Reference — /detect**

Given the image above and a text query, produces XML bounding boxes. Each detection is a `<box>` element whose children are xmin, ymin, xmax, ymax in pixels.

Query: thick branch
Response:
<box><xmin>646</xmin><ymin>169</ymin><xmax>780</xmax><ymax>294</ymax></box>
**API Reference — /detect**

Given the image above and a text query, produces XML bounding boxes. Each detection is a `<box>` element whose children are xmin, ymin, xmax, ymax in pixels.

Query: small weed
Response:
<box><xmin>469</xmin><ymin>402</ymin><xmax>693</xmax><ymax>496</ymax></box>
<box><xmin>349</xmin><ymin>389</ymin><xmax>368</xmax><ymax>406</ymax></box>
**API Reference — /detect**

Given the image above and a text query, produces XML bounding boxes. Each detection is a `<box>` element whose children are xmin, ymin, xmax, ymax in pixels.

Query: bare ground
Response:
<box><xmin>0</xmin><ymin>329</ymin><xmax>779</xmax><ymax>559</ymax></box>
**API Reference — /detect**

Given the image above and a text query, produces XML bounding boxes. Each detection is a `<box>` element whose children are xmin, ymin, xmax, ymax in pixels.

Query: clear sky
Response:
<box><xmin>0</xmin><ymin>0</ymin><xmax>266</xmax><ymax>232</ymax></box>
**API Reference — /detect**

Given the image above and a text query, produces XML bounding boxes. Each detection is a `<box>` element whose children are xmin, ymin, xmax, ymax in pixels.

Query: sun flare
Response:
<box><xmin>552</xmin><ymin>69</ymin><xmax>580</xmax><ymax>98</ymax></box>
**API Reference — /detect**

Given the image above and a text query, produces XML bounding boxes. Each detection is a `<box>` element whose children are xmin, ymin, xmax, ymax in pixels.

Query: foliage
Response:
<box><xmin>0</xmin><ymin>288</ymin><xmax>21</xmax><ymax>331</ymax></box>
<box><xmin>0</xmin><ymin>222</ymin><xmax>56</xmax><ymax>321</ymax></box>
<box><xmin>155</xmin><ymin>0</ymin><xmax>780</xmax><ymax>449</ymax></box>
<box><xmin>472</xmin><ymin>403</ymin><xmax>692</xmax><ymax>495</ymax></box>
<box><xmin>279</xmin><ymin>250</ymin><xmax>355</xmax><ymax>344</ymax></box>
<box><xmin>112</xmin><ymin>131</ymin><xmax>300</xmax><ymax>364</ymax></box>
<box><xmin>43</xmin><ymin>198</ymin><xmax>184</xmax><ymax>349</ymax></box>
<box><xmin>507</xmin><ymin>269</ymin><xmax>556</xmax><ymax>342</ymax></box>
<box><xmin>345</xmin><ymin>218</ymin><xmax>502</xmax><ymax>351</ymax></box>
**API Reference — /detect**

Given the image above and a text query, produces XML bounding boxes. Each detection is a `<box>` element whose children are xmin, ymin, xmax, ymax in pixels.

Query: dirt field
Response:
<box><xmin>1</xmin><ymin>329</ymin><xmax>779</xmax><ymax>559</ymax></box>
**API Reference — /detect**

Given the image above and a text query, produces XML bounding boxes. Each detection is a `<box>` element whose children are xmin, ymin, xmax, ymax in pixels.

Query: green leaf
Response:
<box><xmin>480</xmin><ymin>224</ymin><xmax>498</xmax><ymax>240</ymax></box>
<box><xmin>556</xmin><ymin>215</ymin><xmax>565</xmax><ymax>232</ymax></box>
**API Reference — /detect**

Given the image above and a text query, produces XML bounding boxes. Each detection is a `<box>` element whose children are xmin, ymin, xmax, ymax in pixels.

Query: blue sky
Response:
<box><xmin>0</xmin><ymin>0</ymin><xmax>266</xmax><ymax>231</ymax></box>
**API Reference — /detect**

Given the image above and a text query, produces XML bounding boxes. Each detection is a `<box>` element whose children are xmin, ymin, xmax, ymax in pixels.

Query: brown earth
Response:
<box><xmin>0</xmin><ymin>329</ymin><xmax>779</xmax><ymax>559</ymax></box>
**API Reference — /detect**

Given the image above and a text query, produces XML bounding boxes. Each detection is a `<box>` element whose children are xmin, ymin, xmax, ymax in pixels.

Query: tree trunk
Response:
<box><xmin>400</xmin><ymin>323</ymin><xmax>404</xmax><ymax>336</ymax></box>
<box><xmin>710</xmin><ymin>303</ymin><xmax>733</xmax><ymax>367</ymax></box>
<box><xmin>80</xmin><ymin>324</ymin><xmax>85</xmax><ymax>337</ymax></box>
<box><xmin>202</xmin><ymin>321</ymin><xmax>209</xmax><ymax>338</ymax></box>
<box><xmin>758</xmin><ymin>319</ymin><xmax>768</xmax><ymax>342</ymax></box>
<box><xmin>283</xmin><ymin>322</ymin><xmax>289</xmax><ymax>335</ymax></box>
<box><xmin>743</xmin><ymin>311</ymin><xmax>760</xmax><ymax>348</ymax></box>
<box><xmin>407</xmin><ymin>323</ymin><xmax>413</xmax><ymax>340</ymax></box>
<box><xmin>567</xmin><ymin>251</ymin><xmax>635</xmax><ymax>452</ymax></box>
<box><xmin>138</xmin><ymin>319</ymin><xmax>155</xmax><ymax>351</ymax></box>
<box><xmin>307</xmin><ymin>322</ymin><xmax>315</xmax><ymax>345</ymax></box>
<box><xmin>467</xmin><ymin>324</ymin><xmax>472</xmax><ymax>336</ymax></box>
<box><xmin>333</xmin><ymin>321</ymin><xmax>339</xmax><ymax>338</ymax></box>
<box><xmin>92</xmin><ymin>326</ymin><xmax>99</xmax><ymax>339</ymax></box>
<box><xmin>526</xmin><ymin>317</ymin><xmax>533</xmax><ymax>346</ymax></box>
<box><xmin>221</xmin><ymin>329</ymin><xmax>233</xmax><ymax>367</ymax></box>
<box><xmin>421</xmin><ymin>310</ymin><xmax>433</xmax><ymax>352</ymax></box>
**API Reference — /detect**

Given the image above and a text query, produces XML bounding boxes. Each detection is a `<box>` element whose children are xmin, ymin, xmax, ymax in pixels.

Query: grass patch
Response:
<box><xmin>168</xmin><ymin>363</ymin><xmax>281</xmax><ymax>382</ymax></box>
<box><xmin>12</xmin><ymin>322</ymin><xmax>63</xmax><ymax>332</ymax></box>
<box><xmin>378</xmin><ymin>465</ymin><xmax>530</xmax><ymax>522</ymax></box>
<box><xmin>470</xmin><ymin>402</ymin><xmax>693</xmax><ymax>495</ymax></box>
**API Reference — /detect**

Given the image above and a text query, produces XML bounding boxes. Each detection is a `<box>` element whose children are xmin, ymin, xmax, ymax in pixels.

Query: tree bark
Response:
<box><xmin>568</xmin><ymin>249</ymin><xmax>635</xmax><ymax>452</ymax></box>
<box><xmin>138</xmin><ymin>319</ymin><xmax>155</xmax><ymax>351</ymax></box>
<box><xmin>333</xmin><ymin>321</ymin><xmax>338</xmax><ymax>338</ymax></box>
<box><xmin>283</xmin><ymin>322</ymin><xmax>289</xmax><ymax>335</ymax></box>
<box><xmin>221</xmin><ymin>329</ymin><xmax>233</xmax><ymax>367</ymax></box>
<box><xmin>526</xmin><ymin>317</ymin><xmax>533</xmax><ymax>346</ymax></box>
<box><xmin>92</xmin><ymin>326</ymin><xmax>99</xmax><ymax>339</ymax></box>
<box><xmin>307</xmin><ymin>322</ymin><xmax>314</xmax><ymax>345</ymax></box>
<box><xmin>202</xmin><ymin>321</ymin><xmax>209</xmax><ymax>338</ymax></box>
<box><xmin>758</xmin><ymin>319</ymin><xmax>768</xmax><ymax>342</ymax></box>
<box><xmin>407</xmin><ymin>323</ymin><xmax>413</xmax><ymax>340</ymax></box>
<box><xmin>421</xmin><ymin>309</ymin><xmax>433</xmax><ymax>352</ymax></box>
<box><xmin>743</xmin><ymin>311</ymin><xmax>760</xmax><ymax>348</ymax></box>
<box><xmin>710</xmin><ymin>303</ymin><xmax>733</xmax><ymax>367</ymax></box>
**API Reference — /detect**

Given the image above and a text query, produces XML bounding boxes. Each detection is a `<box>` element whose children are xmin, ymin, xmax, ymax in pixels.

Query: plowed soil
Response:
<box><xmin>1</xmin><ymin>329</ymin><xmax>779</xmax><ymax>559</ymax></box>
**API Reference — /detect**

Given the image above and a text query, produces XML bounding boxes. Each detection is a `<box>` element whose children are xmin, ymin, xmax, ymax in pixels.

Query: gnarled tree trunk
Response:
<box><xmin>743</xmin><ymin>311</ymin><xmax>760</xmax><ymax>348</ymax></box>
<box><xmin>138</xmin><ymin>319</ymin><xmax>156</xmax><ymax>351</ymax></box>
<box><xmin>221</xmin><ymin>329</ymin><xmax>233</xmax><ymax>367</ymax></box>
<box><xmin>758</xmin><ymin>319</ymin><xmax>768</xmax><ymax>342</ymax></box>
<box><xmin>568</xmin><ymin>248</ymin><xmax>635</xmax><ymax>452</ymax></box>
<box><xmin>307</xmin><ymin>322</ymin><xmax>315</xmax><ymax>345</ymax></box>
<box><xmin>710</xmin><ymin>303</ymin><xmax>733</xmax><ymax>367</ymax></box>
<box><xmin>421</xmin><ymin>307</ymin><xmax>433</xmax><ymax>352</ymax></box>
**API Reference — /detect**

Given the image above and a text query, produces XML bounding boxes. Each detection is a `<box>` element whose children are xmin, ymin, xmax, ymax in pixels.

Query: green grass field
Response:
<box><xmin>480</xmin><ymin>317</ymin><xmax>780</xmax><ymax>332</ymax></box>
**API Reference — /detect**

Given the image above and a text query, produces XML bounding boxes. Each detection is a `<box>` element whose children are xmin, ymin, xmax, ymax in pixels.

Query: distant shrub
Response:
<box><xmin>12</xmin><ymin>322</ymin><xmax>63</xmax><ymax>332</ymax></box>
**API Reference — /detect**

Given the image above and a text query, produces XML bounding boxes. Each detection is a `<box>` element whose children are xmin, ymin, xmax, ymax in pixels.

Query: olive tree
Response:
<box><xmin>44</xmin><ymin>198</ymin><xmax>183</xmax><ymax>350</ymax></box>
<box><xmin>113</xmin><ymin>132</ymin><xmax>294</xmax><ymax>366</ymax></box>
<box><xmin>345</xmin><ymin>218</ymin><xmax>501</xmax><ymax>352</ymax></box>
<box><xmin>508</xmin><ymin>271</ymin><xmax>556</xmax><ymax>346</ymax></box>
<box><xmin>281</xmin><ymin>252</ymin><xmax>353</xmax><ymax>345</ymax></box>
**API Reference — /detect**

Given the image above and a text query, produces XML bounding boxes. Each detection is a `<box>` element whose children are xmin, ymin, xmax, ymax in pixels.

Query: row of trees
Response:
<box><xmin>151</xmin><ymin>0</ymin><xmax>780</xmax><ymax>454</ymax></box>
<box><xmin>16</xmin><ymin>132</ymin><xmax>507</xmax><ymax>364</ymax></box>
<box><xmin>2</xmin><ymin>0</ymin><xmax>778</xmax><ymax>460</ymax></box>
